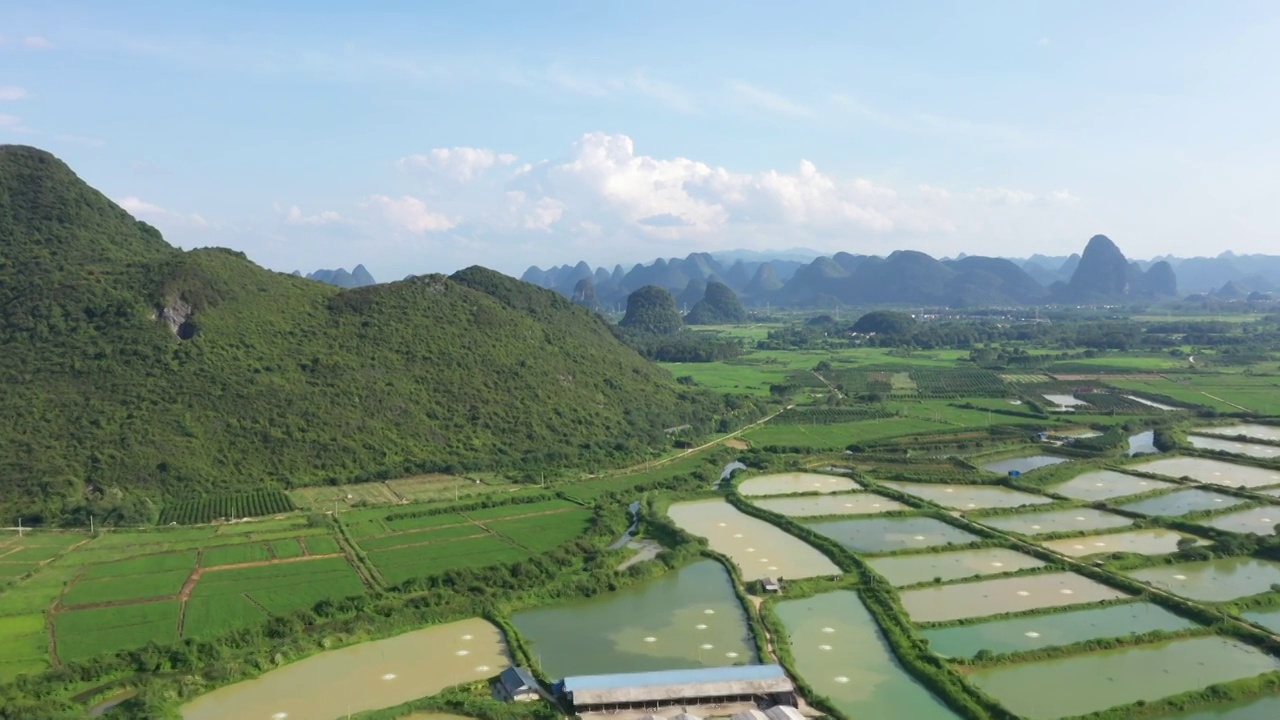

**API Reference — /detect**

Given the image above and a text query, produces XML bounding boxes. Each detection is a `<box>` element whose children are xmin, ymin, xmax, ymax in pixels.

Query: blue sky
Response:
<box><xmin>3</xmin><ymin>1</ymin><xmax>1278</xmax><ymax>280</ymax></box>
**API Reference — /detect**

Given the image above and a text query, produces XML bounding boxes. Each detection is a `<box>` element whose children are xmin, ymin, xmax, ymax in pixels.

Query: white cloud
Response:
<box><xmin>363</xmin><ymin>195</ymin><xmax>455</xmax><ymax>233</ymax></box>
<box><xmin>0</xmin><ymin>86</ymin><xmax>27</xmax><ymax>101</ymax></box>
<box><xmin>117</xmin><ymin>196</ymin><xmax>208</xmax><ymax>226</ymax></box>
<box><xmin>22</xmin><ymin>36</ymin><xmax>52</xmax><ymax>49</ymax></box>
<box><xmin>284</xmin><ymin>205</ymin><xmax>342</xmax><ymax>226</ymax></box>
<box><xmin>1049</xmin><ymin>189</ymin><xmax>1079</xmax><ymax>203</ymax></box>
<box><xmin>398</xmin><ymin>147</ymin><xmax>517</xmax><ymax>182</ymax></box>
<box><xmin>629</xmin><ymin>72</ymin><xmax>698</xmax><ymax>114</ymax></box>
<box><xmin>967</xmin><ymin>187</ymin><xmax>1037</xmax><ymax>205</ymax></box>
<box><xmin>726</xmin><ymin>80</ymin><xmax>814</xmax><ymax>118</ymax></box>
<box><xmin>0</xmin><ymin>113</ymin><xmax>29</xmax><ymax>132</ymax></box>
<box><xmin>1039</xmin><ymin>36</ymin><xmax>1052</xmax><ymax>47</ymax></box>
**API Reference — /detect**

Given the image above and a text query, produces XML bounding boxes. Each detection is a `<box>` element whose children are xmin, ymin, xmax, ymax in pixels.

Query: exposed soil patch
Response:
<box><xmin>616</xmin><ymin>540</ymin><xmax>661</xmax><ymax>571</ymax></box>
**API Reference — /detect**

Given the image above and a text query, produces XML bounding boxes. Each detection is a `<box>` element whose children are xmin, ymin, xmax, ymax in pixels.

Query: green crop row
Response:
<box><xmin>158</xmin><ymin>489</ymin><xmax>295</xmax><ymax>525</ymax></box>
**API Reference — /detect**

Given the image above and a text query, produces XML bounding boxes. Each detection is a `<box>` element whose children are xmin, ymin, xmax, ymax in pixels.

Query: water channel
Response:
<box><xmin>981</xmin><ymin>455</ymin><xmax>1069</xmax><ymax>475</ymax></box>
<box><xmin>1049</xmin><ymin>470</ymin><xmax>1177</xmax><ymax>502</ymax></box>
<box><xmin>865</xmin><ymin>547</ymin><xmax>1045</xmax><ymax>587</ymax></box>
<box><xmin>979</xmin><ymin>507</ymin><xmax>1132</xmax><ymax>536</ymax></box>
<box><xmin>773</xmin><ymin>590</ymin><xmax>961</xmax><ymax>720</ymax></box>
<box><xmin>806</xmin><ymin>516</ymin><xmax>979</xmax><ymax>554</ymax></box>
<box><xmin>899</xmin><ymin>571</ymin><xmax>1129</xmax><ymax>623</ymax></box>
<box><xmin>667</xmin><ymin>499</ymin><xmax>840</xmax><ymax>578</ymax></box>
<box><xmin>749</xmin><ymin>493</ymin><xmax>907</xmax><ymax>517</ymax></box>
<box><xmin>511</xmin><ymin>559</ymin><xmax>755</xmax><ymax>677</ymax></box>
<box><xmin>877</xmin><ymin>481</ymin><xmax>1052</xmax><ymax>510</ymax></box>
<box><xmin>919</xmin><ymin>601</ymin><xmax>1195</xmax><ymax>659</ymax></box>
<box><xmin>736</xmin><ymin>472</ymin><xmax>860</xmax><ymax>497</ymax></box>
<box><xmin>1126</xmin><ymin>557</ymin><xmax>1280</xmax><ymax>602</ymax></box>
<box><xmin>180</xmin><ymin>617</ymin><xmax>508</xmax><ymax>720</ymax></box>
<box><xmin>968</xmin><ymin>635</ymin><xmax>1280</xmax><ymax>720</ymax></box>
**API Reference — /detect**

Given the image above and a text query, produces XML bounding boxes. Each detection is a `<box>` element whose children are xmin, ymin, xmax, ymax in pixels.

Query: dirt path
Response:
<box><xmin>811</xmin><ymin>370</ymin><xmax>845</xmax><ymax>399</ymax></box>
<box><xmin>46</xmin><ymin>602</ymin><xmax>61</xmax><ymax>669</ymax></box>
<box><xmin>586</xmin><ymin>405</ymin><xmax>793</xmax><ymax>479</ymax></box>
<box><xmin>1201</xmin><ymin>392</ymin><xmax>1251</xmax><ymax>412</ymax></box>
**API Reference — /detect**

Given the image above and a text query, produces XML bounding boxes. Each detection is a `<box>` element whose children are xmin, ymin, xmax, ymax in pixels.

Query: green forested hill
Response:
<box><xmin>0</xmin><ymin>146</ymin><xmax>727</xmax><ymax>524</ymax></box>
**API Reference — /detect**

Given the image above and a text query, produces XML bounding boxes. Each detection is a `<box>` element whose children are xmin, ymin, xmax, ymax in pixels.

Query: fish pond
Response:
<box><xmin>511</xmin><ymin>559</ymin><xmax>755</xmax><ymax>677</ymax></box>
<box><xmin>1189</xmin><ymin>435</ymin><xmax>1280</xmax><ymax>460</ymax></box>
<box><xmin>968</xmin><ymin>635</ymin><xmax>1280</xmax><ymax>720</ymax></box>
<box><xmin>1158</xmin><ymin>695</ymin><xmax>1280</xmax><ymax>719</ymax></box>
<box><xmin>1200</xmin><ymin>506</ymin><xmax>1280</xmax><ymax>535</ymax></box>
<box><xmin>749</xmin><ymin>492</ymin><xmax>907</xmax><ymax>517</ymax></box>
<box><xmin>806</xmin><ymin>516</ymin><xmax>980</xmax><ymax>554</ymax></box>
<box><xmin>1040</xmin><ymin>529</ymin><xmax>1194</xmax><ymax>558</ymax></box>
<box><xmin>1126</xmin><ymin>557</ymin><xmax>1280</xmax><ymax>602</ymax></box>
<box><xmin>981</xmin><ymin>455</ymin><xmax>1069</xmax><ymax>475</ymax></box>
<box><xmin>667</xmin><ymin>499</ymin><xmax>840</xmax><ymax>579</ymax></box>
<box><xmin>1129</xmin><ymin>457</ymin><xmax>1280</xmax><ymax>489</ymax></box>
<box><xmin>1241</xmin><ymin>607</ymin><xmax>1280</xmax><ymax>635</ymax></box>
<box><xmin>1128</xmin><ymin>430</ymin><xmax>1159</xmax><ymax>455</ymax></box>
<box><xmin>1049</xmin><ymin>470</ymin><xmax>1177</xmax><ymax>501</ymax></box>
<box><xmin>978</xmin><ymin>507</ymin><xmax>1132</xmax><ymax>536</ymax></box>
<box><xmin>1126</xmin><ymin>395</ymin><xmax>1179</xmax><ymax>411</ymax></box>
<box><xmin>1118</xmin><ymin>488</ymin><xmax>1248</xmax><ymax>517</ymax></box>
<box><xmin>899</xmin><ymin>571</ymin><xmax>1129</xmax><ymax>623</ymax></box>
<box><xmin>736</xmin><ymin>472</ymin><xmax>860</xmax><ymax>497</ymax></box>
<box><xmin>1192</xmin><ymin>424</ymin><xmax>1280</xmax><ymax>443</ymax></box>
<box><xmin>919</xmin><ymin>601</ymin><xmax>1195</xmax><ymax>659</ymax></box>
<box><xmin>865</xmin><ymin>548</ymin><xmax>1045</xmax><ymax>587</ymax></box>
<box><xmin>773</xmin><ymin>590</ymin><xmax>961</xmax><ymax>720</ymax></box>
<box><xmin>180</xmin><ymin>617</ymin><xmax>507</xmax><ymax>720</ymax></box>
<box><xmin>877</xmin><ymin>481</ymin><xmax>1052</xmax><ymax>510</ymax></box>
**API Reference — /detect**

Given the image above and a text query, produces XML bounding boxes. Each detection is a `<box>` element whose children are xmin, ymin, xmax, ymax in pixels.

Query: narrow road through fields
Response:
<box><xmin>1200</xmin><ymin>392</ymin><xmax>1251</xmax><ymax>412</ymax></box>
<box><xmin>585</xmin><ymin>404</ymin><xmax>794</xmax><ymax>479</ymax></box>
<box><xmin>811</xmin><ymin>370</ymin><xmax>845</xmax><ymax>399</ymax></box>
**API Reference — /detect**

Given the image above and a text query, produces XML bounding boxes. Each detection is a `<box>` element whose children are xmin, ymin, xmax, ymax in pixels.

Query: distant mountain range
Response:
<box><xmin>522</xmin><ymin>235</ymin><xmax>1204</xmax><ymax>309</ymax></box>
<box><xmin>292</xmin><ymin>264</ymin><xmax>377</xmax><ymax>288</ymax></box>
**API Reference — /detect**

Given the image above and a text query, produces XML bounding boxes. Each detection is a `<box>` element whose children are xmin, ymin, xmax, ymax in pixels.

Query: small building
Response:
<box><xmin>559</xmin><ymin>665</ymin><xmax>796</xmax><ymax>713</ymax></box>
<box><xmin>759</xmin><ymin>577</ymin><xmax>782</xmax><ymax>593</ymax></box>
<box><xmin>764</xmin><ymin>706</ymin><xmax>805</xmax><ymax>720</ymax></box>
<box><xmin>496</xmin><ymin>666</ymin><xmax>541</xmax><ymax>702</ymax></box>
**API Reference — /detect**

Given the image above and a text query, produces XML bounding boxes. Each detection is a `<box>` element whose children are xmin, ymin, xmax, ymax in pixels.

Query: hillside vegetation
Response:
<box><xmin>0</xmin><ymin>145</ymin><xmax>728</xmax><ymax>525</ymax></box>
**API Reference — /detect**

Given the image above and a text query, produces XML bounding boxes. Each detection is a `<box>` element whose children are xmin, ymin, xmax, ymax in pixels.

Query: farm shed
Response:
<box><xmin>496</xmin><ymin>666</ymin><xmax>541</xmax><ymax>702</ymax></box>
<box><xmin>764</xmin><ymin>705</ymin><xmax>805</xmax><ymax>720</ymax></box>
<box><xmin>731</xmin><ymin>709</ymin><xmax>770</xmax><ymax>720</ymax></box>
<box><xmin>559</xmin><ymin>665</ymin><xmax>796</xmax><ymax>712</ymax></box>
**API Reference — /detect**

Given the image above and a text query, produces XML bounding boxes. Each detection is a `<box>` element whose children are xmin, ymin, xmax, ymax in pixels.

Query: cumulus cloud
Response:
<box><xmin>398</xmin><ymin>147</ymin><xmax>517</xmax><ymax>182</ymax></box>
<box><xmin>22</xmin><ymin>36</ymin><xmax>53</xmax><ymax>49</ymax></box>
<box><xmin>0</xmin><ymin>86</ymin><xmax>27</xmax><ymax>101</ymax></box>
<box><xmin>347</xmin><ymin>132</ymin><xmax>1078</xmax><ymax>269</ymax></box>
<box><xmin>363</xmin><ymin>195</ymin><xmax>455</xmax><ymax>233</ymax></box>
<box><xmin>117</xmin><ymin>196</ymin><xmax>208</xmax><ymax>226</ymax></box>
<box><xmin>284</xmin><ymin>205</ymin><xmax>342</xmax><ymax>226</ymax></box>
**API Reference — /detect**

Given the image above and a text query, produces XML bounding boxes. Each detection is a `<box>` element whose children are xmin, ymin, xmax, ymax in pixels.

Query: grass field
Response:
<box><xmin>301</xmin><ymin>536</ymin><xmax>342</xmax><ymax>555</ymax></box>
<box><xmin>382</xmin><ymin>512</ymin><xmax>472</xmax><ymax>534</ymax></box>
<box><xmin>1107</xmin><ymin>375</ymin><xmax>1280</xmax><ymax>413</ymax></box>
<box><xmin>61</xmin><ymin>569</ymin><xmax>191</xmax><ymax>607</ymax></box>
<box><xmin>289</xmin><ymin>475</ymin><xmax>507</xmax><ymax>511</ymax></box>
<box><xmin>184</xmin><ymin>557</ymin><xmax>366</xmax><ymax>635</ymax></box>
<box><xmin>356</xmin><ymin>523</ymin><xmax>486</xmax><ymax>551</ymax></box>
<box><xmin>269</xmin><ymin>539</ymin><xmax>305</xmax><ymax>559</ymax></box>
<box><xmin>201</xmin><ymin>543</ymin><xmax>272</xmax><ymax>567</ymax></box>
<box><xmin>369</xmin><ymin>535</ymin><xmax>529</xmax><ymax>587</ymax></box>
<box><xmin>0</xmin><ymin>614</ymin><xmax>49</xmax><ymax>678</ymax></box>
<box><xmin>54</xmin><ymin>602</ymin><xmax>181</xmax><ymax>662</ymax></box>
<box><xmin>486</xmin><ymin>511</ymin><xmax>594</xmax><ymax>552</ymax></box>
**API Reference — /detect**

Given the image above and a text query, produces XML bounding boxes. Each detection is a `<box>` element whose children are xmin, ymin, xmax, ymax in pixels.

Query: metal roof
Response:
<box><xmin>764</xmin><ymin>706</ymin><xmax>805</xmax><ymax>720</ymax></box>
<box><xmin>562</xmin><ymin>665</ymin><xmax>793</xmax><ymax>706</ymax></box>
<box><xmin>731</xmin><ymin>709</ymin><xmax>770</xmax><ymax>720</ymax></box>
<box><xmin>499</xmin><ymin>666</ymin><xmax>539</xmax><ymax>693</ymax></box>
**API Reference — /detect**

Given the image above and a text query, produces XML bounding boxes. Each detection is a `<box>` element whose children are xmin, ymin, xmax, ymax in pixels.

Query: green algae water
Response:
<box><xmin>511</xmin><ymin>559</ymin><xmax>756</xmax><ymax>677</ymax></box>
<box><xmin>919</xmin><ymin>602</ymin><xmax>1195</xmax><ymax>659</ymax></box>
<box><xmin>968</xmin><ymin>635</ymin><xmax>1280</xmax><ymax>720</ymax></box>
<box><xmin>773</xmin><ymin>590</ymin><xmax>960</xmax><ymax>720</ymax></box>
